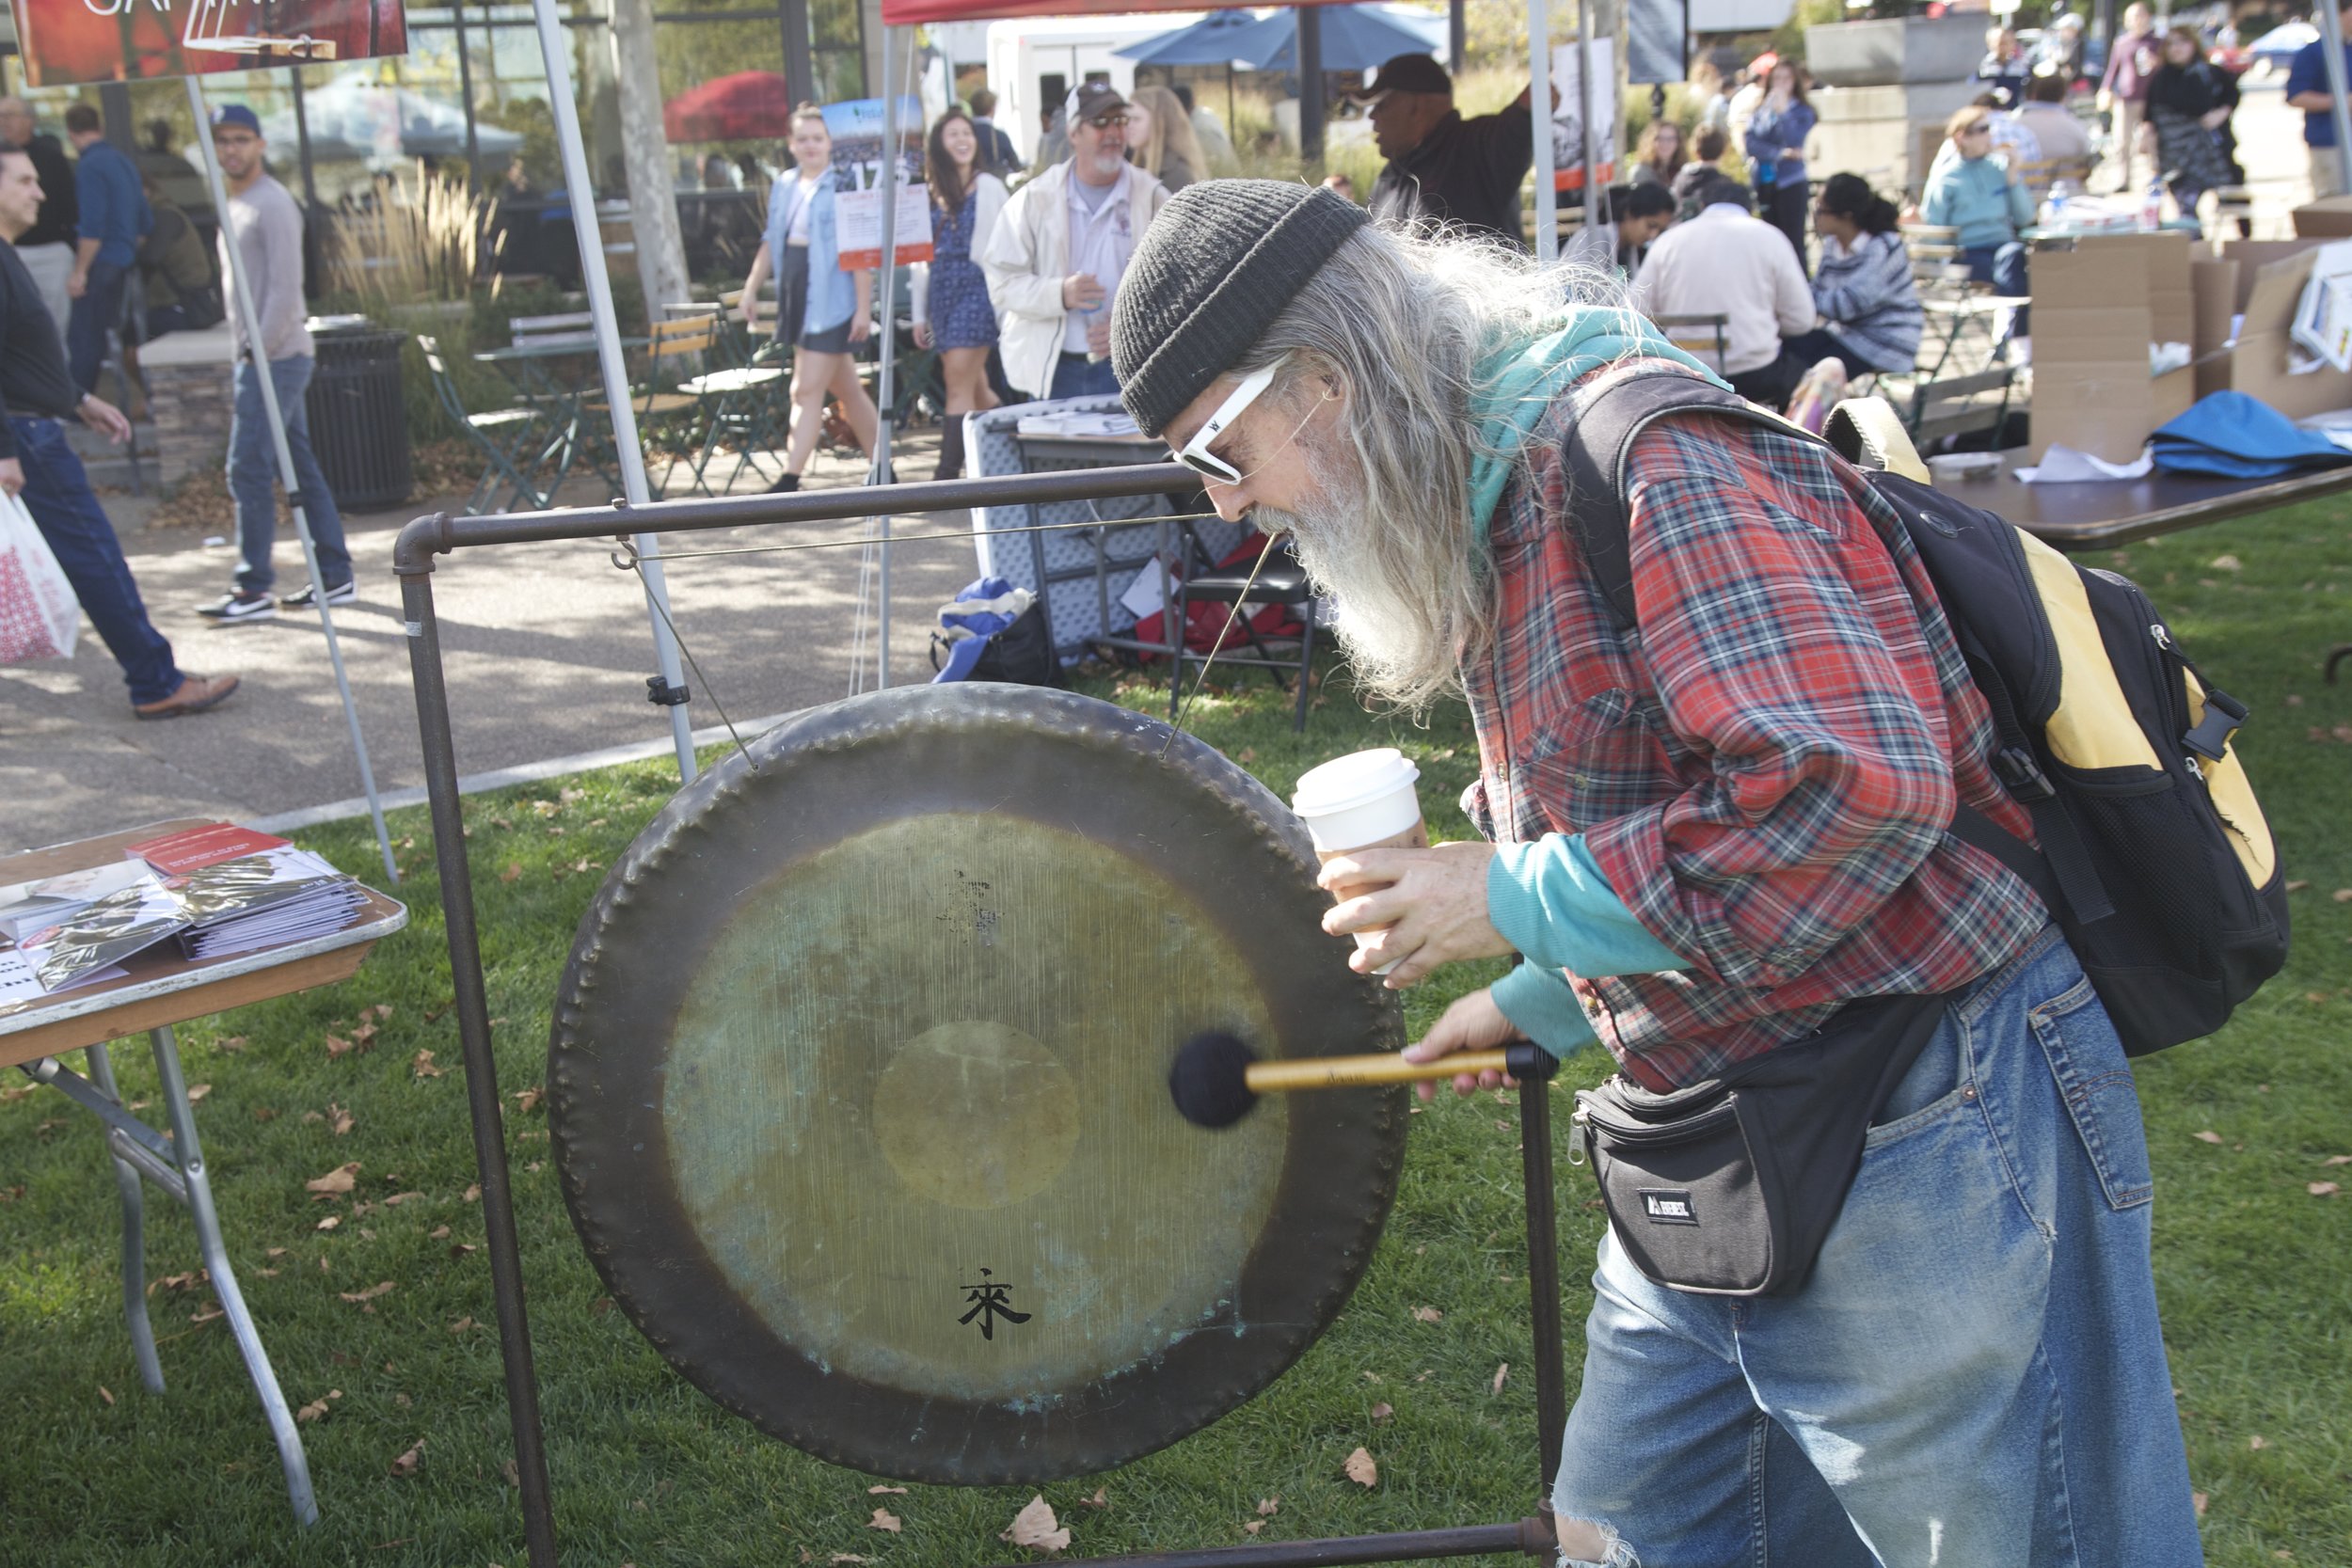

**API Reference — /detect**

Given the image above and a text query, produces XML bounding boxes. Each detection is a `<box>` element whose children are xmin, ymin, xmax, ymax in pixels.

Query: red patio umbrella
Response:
<box><xmin>664</xmin><ymin>71</ymin><xmax>795</xmax><ymax>143</ymax></box>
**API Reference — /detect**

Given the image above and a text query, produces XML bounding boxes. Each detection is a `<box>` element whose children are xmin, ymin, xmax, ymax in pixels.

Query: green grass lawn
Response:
<box><xmin>2</xmin><ymin>502</ymin><xmax>2347</xmax><ymax>1568</ymax></box>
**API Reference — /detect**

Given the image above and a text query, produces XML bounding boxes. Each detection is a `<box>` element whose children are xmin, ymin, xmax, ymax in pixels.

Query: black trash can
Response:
<box><xmin>304</xmin><ymin>324</ymin><xmax>412</xmax><ymax>510</ymax></box>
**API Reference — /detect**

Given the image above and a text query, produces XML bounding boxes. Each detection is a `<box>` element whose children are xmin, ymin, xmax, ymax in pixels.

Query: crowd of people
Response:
<box><xmin>3</xmin><ymin>99</ymin><xmax>353</xmax><ymax>723</ymax></box>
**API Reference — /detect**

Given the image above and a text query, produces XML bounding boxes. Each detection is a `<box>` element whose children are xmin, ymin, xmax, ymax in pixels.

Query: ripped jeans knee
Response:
<box><xmin>1552</xmin><ymin>1512</ymin><xmax>1640</xmax><ymax>1568</ymax></box>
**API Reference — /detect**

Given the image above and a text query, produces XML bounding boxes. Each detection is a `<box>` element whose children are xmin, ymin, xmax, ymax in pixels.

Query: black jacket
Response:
<box><xmin>0</xmin><ymin>239</ymin><xmax>89</xmax><ymax>456</ymax></box>
<box><xmin>1369</xmin><ymin>102</ymin><xmax>1534</xmax><ymax>247</ymax></box>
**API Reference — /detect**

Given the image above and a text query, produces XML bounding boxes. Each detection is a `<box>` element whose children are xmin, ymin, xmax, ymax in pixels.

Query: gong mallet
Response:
<box><xmin>1170</xmin><ymin>1031</ymin><xmax>1555</xmax><ymax>1129</ymax></box>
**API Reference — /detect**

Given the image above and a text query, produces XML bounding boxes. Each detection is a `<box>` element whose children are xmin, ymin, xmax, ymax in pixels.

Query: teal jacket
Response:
<box><xmin>1920</xmin><ymin>156</ymin><xmax>2034</xmax><ymax>250</ymax></box>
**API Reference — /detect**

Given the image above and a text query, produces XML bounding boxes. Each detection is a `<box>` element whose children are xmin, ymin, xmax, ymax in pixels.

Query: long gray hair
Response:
<box><xmin>1227</xmin><ymin>224</ymin><xmax>1629</xmax><ymax>710</ymax></box>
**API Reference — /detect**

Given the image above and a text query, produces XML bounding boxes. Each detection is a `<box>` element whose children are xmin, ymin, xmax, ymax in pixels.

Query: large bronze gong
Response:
<box><xmin>549</xmin><ymin>685</ymin><xmax>1406</xmax><ymax>1485</ymax></box>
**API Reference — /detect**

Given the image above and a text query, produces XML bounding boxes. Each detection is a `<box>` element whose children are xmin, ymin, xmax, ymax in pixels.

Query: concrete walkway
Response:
<box><xmin>0</xmin><ymin>435</ymin><xmax>985</xmax><ymax>850</ymax></box>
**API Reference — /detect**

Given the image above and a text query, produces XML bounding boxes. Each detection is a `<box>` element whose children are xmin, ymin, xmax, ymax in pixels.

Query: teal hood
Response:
<box><xmin>1466</xmin><ymin>309</ymin><xmax>1726</xmax><ymax>547</ymax></box>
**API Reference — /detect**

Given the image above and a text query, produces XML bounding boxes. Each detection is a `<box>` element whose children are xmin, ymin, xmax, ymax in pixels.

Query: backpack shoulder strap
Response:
<box><xmin>1558</xmin><ymin>371</ymin><xmax>1768</xmax><ymax>634</ymax></box>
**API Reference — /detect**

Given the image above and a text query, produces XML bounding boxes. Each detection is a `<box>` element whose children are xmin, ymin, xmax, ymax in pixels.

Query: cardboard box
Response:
<box><xmin>2189</xmin><ymin>246</ymin><xmax>2352</xmax><ymax>419</ymax></box>
<box><xmin>2030</xmin><ymin>239</ymin><xmax>2197</xmax><ymax>462</ymax></box>
<box><xmin>2293</xmin><ymin>195</ymin><xmax>2352</xmax><ymax>237</ymax></box>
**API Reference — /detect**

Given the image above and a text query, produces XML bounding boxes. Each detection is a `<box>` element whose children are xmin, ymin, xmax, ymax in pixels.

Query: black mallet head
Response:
<box><xmin>1169</xmin><ymin>1030</ymin><xmax>1259</xmax><ymax>1129</ymax></box>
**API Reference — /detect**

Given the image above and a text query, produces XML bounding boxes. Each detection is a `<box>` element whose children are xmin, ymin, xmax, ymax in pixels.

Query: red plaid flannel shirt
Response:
<box><xmin>1462</xmin><ymin>365</ymin><xmax>2047</xmax><ymax>1089</ymax></box>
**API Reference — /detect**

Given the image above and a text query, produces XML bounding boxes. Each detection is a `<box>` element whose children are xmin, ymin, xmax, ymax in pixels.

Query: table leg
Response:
<box><xmin>147</xmin><ymin>1024</ymin><xmax>319</xmax><ymax>1528</ymax></box>
<box><xmin>83</xmin><ymin>1041</ymin><xmax>165</xmax><ymax>1396</ymax></box>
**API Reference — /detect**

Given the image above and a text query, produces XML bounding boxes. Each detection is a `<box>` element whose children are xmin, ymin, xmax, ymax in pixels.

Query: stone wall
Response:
<box><xmin>139</xmin><ymin>326</ymin><xmax>234</xmax><ymax>490</ymax></box>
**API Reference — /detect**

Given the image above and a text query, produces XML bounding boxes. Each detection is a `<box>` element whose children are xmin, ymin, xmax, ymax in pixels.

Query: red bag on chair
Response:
<box><xmin>1131</xmin><ymin>531</ymin><xmax>1303</xmax><ymax>660</ymax></box>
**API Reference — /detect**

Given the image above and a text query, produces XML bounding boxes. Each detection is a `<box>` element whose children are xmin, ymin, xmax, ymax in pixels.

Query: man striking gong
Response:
<box><xmin>1111</xmin><ymin>182</ymin><xmax>2199</xmax><ymax>1567</ymax></box>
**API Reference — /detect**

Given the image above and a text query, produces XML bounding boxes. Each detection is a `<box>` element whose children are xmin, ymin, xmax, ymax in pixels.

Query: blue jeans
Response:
<box><xmin>11</xmin><ymin>415</ymin><xmax>182</xmax><ymax>705</ymax></box>
<box><xmin>1553</xmin><ymin>927</ymin><xmax>2201</xmax><ymax>1568</ymax></box>
<box><xmin>65</xmin><ymin>257</ymin><xmax>131</xmax><ymax>395</ymax></box>
<box><xmin>1963</xmin><ymin>242</ymin><xmax>2031</xmax><ymax>338</ymax></box>
<box><xmin>230</xmin><ymin>355</ymin><xmax>349</xmax><ymax>594</ymax></box>
<box><xmin>1048</xmin><ymin>351</ymin><xmax>1119</xmax><ymax>401</ymax></box>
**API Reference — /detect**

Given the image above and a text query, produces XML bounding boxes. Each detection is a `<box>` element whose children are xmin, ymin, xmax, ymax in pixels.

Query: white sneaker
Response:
<box><xmin>280</xmin><ymin>578</ymin><xmax>358</xmax><ymax>610</ymax></box>
<box><xmin>196</xmin><ymin>591</ymin><xmax>278</xmax><ymax>624</ymax></box>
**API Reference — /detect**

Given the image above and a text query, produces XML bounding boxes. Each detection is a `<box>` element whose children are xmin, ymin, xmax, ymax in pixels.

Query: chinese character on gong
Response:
<box><xmin>958</xmin><ymin>1269</ymin><xmax>1031</xmax><ymax>1340</ymax></box>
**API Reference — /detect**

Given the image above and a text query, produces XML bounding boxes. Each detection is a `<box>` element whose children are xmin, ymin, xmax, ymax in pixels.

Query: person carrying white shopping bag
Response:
<box><xmin>0</xmin><ymin>146</ymin><xmax>235</xmax><ymax>718</ymax></box>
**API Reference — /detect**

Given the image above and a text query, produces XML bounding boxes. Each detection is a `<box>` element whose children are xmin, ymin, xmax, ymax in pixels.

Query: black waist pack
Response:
<box><xmin>1573</xmin><ymin>993</ymin><xmax>1948</xmax><ymax>1297</ymax></box>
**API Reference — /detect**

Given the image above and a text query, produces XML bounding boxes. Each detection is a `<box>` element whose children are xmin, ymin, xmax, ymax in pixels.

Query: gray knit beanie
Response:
<box><xmin>1112</xmin><ymin>180</ymin><xmax>1369</xmax><ymax>437</ymax></box>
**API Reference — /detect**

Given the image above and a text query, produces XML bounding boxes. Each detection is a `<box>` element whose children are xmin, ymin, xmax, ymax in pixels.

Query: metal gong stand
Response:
<box><xmin>394</xmin><ymin>469</ymin><xmax>1571</xmax><ymax>1568</ymax></box>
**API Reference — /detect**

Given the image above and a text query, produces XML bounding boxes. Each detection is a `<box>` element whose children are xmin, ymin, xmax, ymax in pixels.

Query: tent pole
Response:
<box><xmin>528</xmin><ymin>0</ymin><xmax>699</xmax><ymax>784</ymax></box>
<box><xmin>1530</xmin><ymin>0</ymin><xmax>1557</xmax><ymax>261</ymax></box>
<box><xmin>1577</xmin><ymin>3</ymin><xmax>1597</xmax><ymax>232</ymax></box>
<box><xmin>873</xmin><ymin>24</ymin><xmax>902</xmax><ymax>689</ymax></box>
<box><xmin>185</xmin><ymin>75</ymin><xmax>398</xmax><ymax>886</ymax></box>
<box><xmin>2321</xmin><ymin>0</ymin><xmax>2352</xmax><ymax>196</ymax></box>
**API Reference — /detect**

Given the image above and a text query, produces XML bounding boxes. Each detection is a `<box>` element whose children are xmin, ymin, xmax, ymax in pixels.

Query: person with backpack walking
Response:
<box><xmin>1108</xmin><ymin>179</ymin><xmax>2219</xmax><ymax>1566</ymax></box>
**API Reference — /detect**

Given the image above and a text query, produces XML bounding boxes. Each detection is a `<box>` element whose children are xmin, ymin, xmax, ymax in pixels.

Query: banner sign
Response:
<box><xmin>1627</xmin><ymin>0</ymin><xmax>1688</xmax><ymax>87</ymax></box>
<box><xmin>1550</xmin><ymin>39</ymin><xmax>1619</xmax><ymax>192</ymax></box>
<box><xmin>14</xmin><ymin>0</ymin><xmax>408</xmax><ymax>87</ymax></box>
<box><xmin>822</xmin><ymin>96</ymin><xmax>933</xmax><ymax>270</ymax></box>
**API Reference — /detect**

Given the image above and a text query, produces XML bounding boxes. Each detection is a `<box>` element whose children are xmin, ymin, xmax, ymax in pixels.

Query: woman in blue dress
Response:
<box><xmin>911</xmin><ymin>108</ymin><xmax>1008</xmax><ymax>481</ymax></box>
<box><xmin>739</xmin><ymin>103</ymin><xmax>879</xmax><ymax>492</ymax></box>
<box><xmin>1744</xmin><ymin>60</ymin><xmax>1819</xmax><ymax>275</ymax></box>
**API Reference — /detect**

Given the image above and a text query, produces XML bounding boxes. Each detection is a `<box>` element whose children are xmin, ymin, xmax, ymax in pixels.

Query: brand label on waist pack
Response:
<box><xmin>1640</xmin><ymin>1188</ymin><xmax>1698</xmax><ymax>1225</ymax></box>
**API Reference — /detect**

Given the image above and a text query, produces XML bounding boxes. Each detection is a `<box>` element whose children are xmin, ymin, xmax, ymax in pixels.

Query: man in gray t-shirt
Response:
<box><xmin>197</xmin><ymin>103</ymin><xmax>350</xmax><ymax>626</ymax></box>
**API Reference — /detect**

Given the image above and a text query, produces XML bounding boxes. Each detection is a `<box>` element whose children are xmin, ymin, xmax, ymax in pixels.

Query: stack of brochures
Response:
<box><xmin>3</xmin><ymin>824</ymin><xmax>368</xmax><ymax>995</ymax></box>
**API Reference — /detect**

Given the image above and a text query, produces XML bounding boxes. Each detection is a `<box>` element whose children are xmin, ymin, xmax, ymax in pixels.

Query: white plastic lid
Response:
<box><xmin>1291</xmin><ymin>749</ymin><xmax>1421</xmax><ymax>818</ymax></box>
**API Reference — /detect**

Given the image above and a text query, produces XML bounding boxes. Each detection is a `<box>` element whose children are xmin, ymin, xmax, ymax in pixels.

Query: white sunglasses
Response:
<box><xmin>1174</xmin><ymin>356</ymin><xmax>1287</xmax><ymax>483</ymax></box>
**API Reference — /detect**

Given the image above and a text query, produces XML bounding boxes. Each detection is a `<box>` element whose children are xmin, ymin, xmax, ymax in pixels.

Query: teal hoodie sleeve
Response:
<box><xmin>1489</xmin><ymin>959</ymin><xmax>1599</xmax><ymax>1059</ymax></box>
<box><xmin>1487</xmin><ymin>833</ymin><xmax>1689</xmax><ymax>976</ymax></box>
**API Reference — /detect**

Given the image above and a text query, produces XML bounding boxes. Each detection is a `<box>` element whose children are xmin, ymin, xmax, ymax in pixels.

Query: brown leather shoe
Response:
<box><xmin>134</xmin><ymin>672</ymin><xmax>241</xmax><ymax>721</ymax></box>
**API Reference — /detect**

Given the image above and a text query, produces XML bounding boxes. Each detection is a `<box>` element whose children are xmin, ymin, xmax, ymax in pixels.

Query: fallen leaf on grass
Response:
<box><xmin>1411</xmin><ymin>1306</ymin><xmax>1443</xmax><ymax>1323</ymax></box>
<box><xmin>218</xmin><ymin>1036</ymin><xmax>246</xmax><ymax>1053</ymax></box>
<box><xmin>463</xmin><ymin>1183</ymin><xmax>481</xmax><ymax>1203</ymax></box>
<box><xmin>339</xmin><ymin>1281</ymin><xmax>395</xmax><ymax>1305</ymax></box>
<box><xmin>2209</xmin><ymin>554</ymin><xmax>2242</xmax><ymax>572</ymax></box>
<box><xmin>326</xmin><ymin>1035</ymin><xmax>355</xmax><ymax>1059</ymax></box>
<box><xmin>1343</xmin><ymin>1447</ymin><xmax>1378</xmax><ymax>1488</ymax></box>
<box><xmin>2193</xmin><ymin>1131</ymin><xmax>2224</xmax><ymax>1145</ymax></box>
<box><xmin>429</xmin><ymin>1225</ymin><xmax>451</xmax><ymax>1241</ymax></box>
<box><xmin>2192</xmin><ymin>1491</ymin><xmax>2207</xmax><ymax>1518</ymax></box>
<box><xmin>306</xmin><ymin>1163</ymin><xmax>359</xmax><ymax>1196</ymax></box>
<box><xmin>2249</xmin><ymin>1434</ymin><xmax>2268</xmax><ymax>1449</ymax></box>
<box><xmin>1491</xmin><ymin>1362</ymin><xmax>1510</xmax><ymax>1395</ymax></box>
<box><xmin>186</xmin><ymin>1084</ymin><xmax>212</xmax><ymax>1102</ymax></box>
<box><xmin>868</xmin><ymin>1510</ymin><xmax>902</xmax><ymax>1533</ymax></box>
<box><xmin>251</xmin><ymin>1106</ymin><xmax>278</xmax><ymax>1122</ymax></box>
<box><xmin>388</xmin><ymin>1441</ymin><xmax>424</xmax><ymax>1478</ymax></box>
<box><xmin>868</xmin><ymin>1485</ymin><xmax>908</xmax><ymax>1496</ymax></box>
<box><xmin>98</xmin><ymin>1386</ymin><xmax>114</xmax><ymax>1406</ymax></box>
<box><xmin>500</xmin><ymin>863</ymin><xmax>523</xmax><ymax>883</ymax></box>
<box><xmin>296</xmin><ymin>1398</ymin><xmax>332</xmax><ymax>1424</ymax></box>
<box><xmin>1371</xmin><ymin>1402</ymin><xmax>1393</xmax><ymax>1423</ymax></box>
<box><xmin>382</xmin><ymin>1192</ymin><xmax>424</xmax><ymax>1207</ymax></box>
<box><xmin>2310</xmin><ymin>1182</ymin><xmax>2341</xmax><ymax>1197</ymax></box>
<box><xmin>1080</xmin><ymin>1488</ymin><xmax>1108</xmax><ymax>1511</ymax></box>
<box><xmin>412</xmin><ymin>1051</ymin><xmax>443</xmax><ymax>1080</ymax></box>
<box><xmin>1000</xmin><ymin>1496</ymin><xmax>1071</xmax><ymax>1554</ymax></box>
<box><xmin>190</xmin><ymin>1302</ymin><xmax>223</xmax><ymax>1325</ymax></box>
<box><xmin>831</xmin><ymin>1556</ymin><xmax>869</xmax><ymax>1565</ymax></box>
<box><xmin>1256</xmin><ymin>1497</ymin><xmax>1279</xmax><ymax>1517</ymax></box>
<box><xmin>1243</xmin><ymin>1521</ymin><xmax>1263</xmax><ymax>1536</ymax></box>
<box><xmin>2323</xmin><ymin>1155</ymin><xmax>2352</xmax><ymax>1166</ymax></box>
<box><xmin>316</xmin><ymin>1214</ymin><xmax>341</xmax><ymax>1232</ymax></box>
<box><xmin>2337</xmin><ymin>889</ymin><xmax>2352</xmax><ymax>903</ymax></box>
<box><xmin>449</xmin><ymin>1317</ymin><xmax>475</xmax><ymax>1335</ymax></box>
<box><xmin>513</xmin><ymin>1087</ymin><xmax>544</xmax><ymax>1116</ymax></box>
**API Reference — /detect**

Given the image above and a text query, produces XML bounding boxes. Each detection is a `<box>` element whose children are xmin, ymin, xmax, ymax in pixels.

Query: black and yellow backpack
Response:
<box><xmin>1558</xmin><ymin>373</ymin><xmax>2290</xmax><ymax>1054</ymax></box>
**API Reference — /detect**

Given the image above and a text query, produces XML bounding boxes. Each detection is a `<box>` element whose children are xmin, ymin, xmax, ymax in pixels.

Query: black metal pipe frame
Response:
<box><xmin>394</xmin><ymin>470</ymin><xmax>1573</xmax><ymax>1568</ymax></box>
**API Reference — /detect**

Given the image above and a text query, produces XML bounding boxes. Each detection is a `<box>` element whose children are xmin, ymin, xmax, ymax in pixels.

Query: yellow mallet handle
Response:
<box><xmin>1243</xmin><ymin>1050</ymin><xmax>1516</xmax><ymax>1093</ymax></box>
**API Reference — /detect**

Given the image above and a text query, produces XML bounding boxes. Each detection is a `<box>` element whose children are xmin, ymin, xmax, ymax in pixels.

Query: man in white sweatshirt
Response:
<box><xmin>1632</xmin><ymin>191</ymin><xmax>1816</xmax><ymax>409</ymax></box>
<box><xmin>980</xmin><ymin>83</ymin><xmax>1168</xmax><ymax>402</ymax></box>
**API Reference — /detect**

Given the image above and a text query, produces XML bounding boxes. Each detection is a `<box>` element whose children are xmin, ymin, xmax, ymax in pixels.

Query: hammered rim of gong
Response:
<box><xmin>548</xmin><ymin>685</ymin><xmax>1406</xmax><ymax>1485</ymax></box>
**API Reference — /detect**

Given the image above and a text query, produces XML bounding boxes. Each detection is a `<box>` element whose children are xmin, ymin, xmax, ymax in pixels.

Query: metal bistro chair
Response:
<box><xmin>1169</xmin><ymin>539</ymin><xmax>1321</xmax><ymax>733</ymax></box>
<box><xmin>588</xmin><ymin>316</ymin><xmax>718</xmax><ymax>497</ymax></box>
<box><xmin>1903</xmin><ymin>363</ymin><xmax>2017</xmax><ymax>450</ymax></box>
<box><xmin>418</xmin><ymin>334</ymin><xmax>552</xmax><ymax>515</ymax></box>
<box><xmin>1652</xmin><ymin>312</ymin><xmax>1730</xmax><ymax>375</ymax></box>
<box><xmin>667</xmin><ymin>299</ymin><xmax>789</xmax><ymax>492</ymax></box>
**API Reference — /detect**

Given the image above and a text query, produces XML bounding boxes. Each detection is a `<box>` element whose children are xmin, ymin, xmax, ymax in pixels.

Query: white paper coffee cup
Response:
<box><xmin>1293</xmin><ymin>750</ymin><xmax>1427</xmax><ymax>972</ymax></box>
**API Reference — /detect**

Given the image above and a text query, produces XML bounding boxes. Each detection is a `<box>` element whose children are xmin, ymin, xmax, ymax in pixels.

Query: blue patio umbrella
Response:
<box><xmin>1225</xmin><ymin>5</ymin><xmax>1446</xmax><ymax>75</ymax></box>
<box><xmin>1114</xmin><ymin>8</ymin><xmax>1262</xmax><ymax>67</ymax></box>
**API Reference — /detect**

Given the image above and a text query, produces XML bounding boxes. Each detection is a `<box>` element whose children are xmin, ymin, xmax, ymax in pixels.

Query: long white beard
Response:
<box><xmin>1256</xmin><ymin>451</ymin><xmax>1448</xmax><ymax>705</ymax></box>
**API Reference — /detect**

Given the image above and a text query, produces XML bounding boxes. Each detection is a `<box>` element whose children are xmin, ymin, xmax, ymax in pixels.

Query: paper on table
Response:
<box><xmin>2016</xmin><ymin>444</ymin><xmax>2155</xmax><ymax>483</ymax></box>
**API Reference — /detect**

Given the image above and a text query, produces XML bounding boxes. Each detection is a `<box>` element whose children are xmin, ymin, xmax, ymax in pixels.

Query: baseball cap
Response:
<box><xmin>210</xmin><ymin>103</ymin><xmax>262</xmax><ymax>135</ymax></box>
<box><xmin>1355</xmin><ymin>53</ymin><xmax>1452</xmax><ymax>103</ymax></box>
<box><xmin>1067</xmin><ymin>82</ymin><xmax>1128</xmax><ymax>126</ymax></box>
